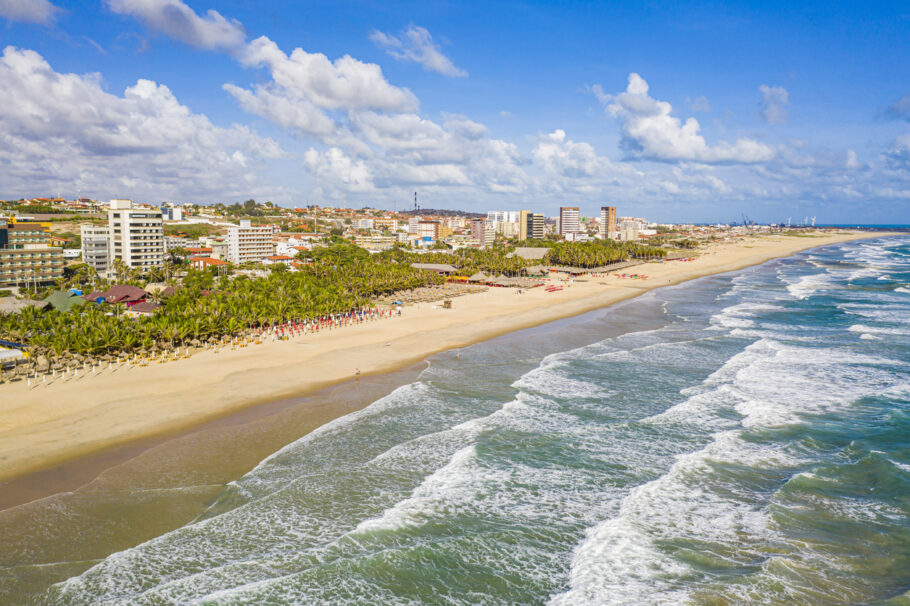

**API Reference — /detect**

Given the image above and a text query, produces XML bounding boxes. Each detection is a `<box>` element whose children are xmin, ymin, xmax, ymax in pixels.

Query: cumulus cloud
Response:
<box><xmin>758</xmin><ymin>84</ymin><xmax>789</xmax><ymax>125</ymax></box>
<box><xmin>369</xmin><ymin>25</ymin><xmax>467</xmax><ymax>78</ymax></box>
<box><xmin>599</xmin><ymin>73</ymin><xmax>774</xmax><ymax>164</ymax></box>
<box><xmin>0</xmin><ymin>46</ymin><xmax>281</xmax><ymax>200</ymax></box>
<box><xmin>106</xmin><ymin>0</ymin><xmax>245</xmax><ymax>50</ymax></box>
<box><xmin>302</xmin><ymin>111</ymin><xmax>527</xmax><ymax>197</ymax></box>
<box><xmin>222</xmin><ymin>34</ymin><xmax>527</xmax><ymax>197</ymax></box>
<box><xmin>534</xmin><ymin>129</ymin><xmax>617</xmax><ymax>178</ymax></box>
<box><xmin>0</xmin><ymin>0</ymin><xmax>59</xmax><ymax>24</ymax></box>
<box><xmin>224</xmin><ymin>35</ymin><xmax>419</xmax><ymax>139</ymax></box>
<box><xmin>886</xmin><ymin>95</ymin><xmax>910</xmax><ymax>121</ymax></box>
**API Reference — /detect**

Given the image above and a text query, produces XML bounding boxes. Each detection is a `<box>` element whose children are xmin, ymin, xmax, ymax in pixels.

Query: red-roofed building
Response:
<box><xmin>189</xmin><ymin>257</ymin><xmax>229</xmax><ymax>270</ymax></box>
<box><xmin>263</xmin><ymin>255</ymin><xmax>294</xmax><ymax>267</ymax></box>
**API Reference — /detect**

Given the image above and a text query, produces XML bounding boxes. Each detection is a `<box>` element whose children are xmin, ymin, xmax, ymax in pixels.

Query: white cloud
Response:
<box><xmin>304</xmin><ymin>147</ymin><xmax>375</xmax><ymax>193</ymax></box>
<box><xmin>689</xmin><ymin>95</ymin><xmax>712</xmax><ymax>113</ymax></box>
<box><xmin>534</xmin><ymin>129</ymin><xmax>617</xmax><ymax>178</ymax></box>
<box><xmin>221</xmin><ymin>34</ymin><xmax>527</xmax><ymax>197</ymax></box>
<box><xmin>369</xmin><ymin>25</ymin><xmax>467</xmax><ymax>78</ymax></box>
<box><xmin>0</xmin><ymin>0</ymin><xmax>59</xmax><ymax>24</ymax></box>
<box><xmin>599</xmin><ymin>73</ymin><xmax>774</xmax><ymax>164</ymax></box>
<box><xmin>224</xmin><ymin>35</ymin><xmax>419</xmax><ymax>139</ymax></box>
<box><xmin>0</xmin><ymin>46</ymin><xmax>281</xmax><ymax>200</ymax></box>
<box><xmin>886</xmin><ymin>95</ymin><xmax>910</xmax><ymax>121</ymax></box>
<box><xmin>758</xmin><ymin>84</ymin><xmax>789</xmax><ymax>125</ymax></box>
<box><xmin>885</xmin><ymin>133</ymin><xmax>910</xmax><ymax>169</ymax></box>
<box><xmin>106</xmin><ymin>0</ymin><xmax>245</xmax><ymax>50</ymax></box>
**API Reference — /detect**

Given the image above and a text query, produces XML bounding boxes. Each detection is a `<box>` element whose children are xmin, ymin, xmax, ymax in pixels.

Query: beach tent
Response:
<box><xmin>42</xmin><ymin>290</ymin><xmax>85</xmax><ymax>312</ymax></box>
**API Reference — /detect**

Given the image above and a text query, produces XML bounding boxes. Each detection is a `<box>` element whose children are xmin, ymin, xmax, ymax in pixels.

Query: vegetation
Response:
<box><xmin>545</xmin><ymin>240</ymin><xmax>665</xmax><ymax>267</ymax></box>
<box><xmin>1</xmin><ymin>238</ymin><xmax>667</xmax><ymax>361</ymax></box>
<box><xmin>164</xmin><ymin>224</ymin><xmax>222</xmax><ymax>239</ymax></box>
<box><xmin>0</xmin><ymin>245</ymin><xmax>441</xmax><ymax>357</ymax></box>
<box><xmin>210</xmin><ymin>199</ymin><xmax>279</xmax><ymax>217</ymax></box>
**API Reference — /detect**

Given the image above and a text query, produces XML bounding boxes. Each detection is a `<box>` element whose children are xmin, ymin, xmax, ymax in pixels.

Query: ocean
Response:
<box><xmin>18</xmin><ymin>236</ymin><xmax>910</xmax><ymax>604</ymax></box>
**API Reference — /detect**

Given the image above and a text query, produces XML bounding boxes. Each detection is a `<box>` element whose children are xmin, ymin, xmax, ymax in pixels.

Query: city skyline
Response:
<box><xmin>0</xmin><ymin>1</ymin><xmax>908</xmax><ymax>223</ymax></box>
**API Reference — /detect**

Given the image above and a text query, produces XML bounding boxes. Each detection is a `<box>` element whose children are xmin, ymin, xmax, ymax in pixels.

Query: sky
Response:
<box><xmin>0</xmin><ymin>0</ymin><xmax>908</xmax><ymax>223</ymax></box>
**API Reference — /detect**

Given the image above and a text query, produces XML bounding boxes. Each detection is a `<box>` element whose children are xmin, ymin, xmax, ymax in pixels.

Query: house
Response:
<box><xmin>189</xmin><ymin>257</ymin><xmax>229</xmax><ymax>270</ymax></box>
<box><xmin>263</xmin><ymin>255</ymin><xmax>294</xmax><ymax>267</ymax></box>
<box><xmin>127</xmin><ymin>301</ymin><xmax>161</xmax><ymax>316</ymax></box>
<box><xmin>84</xmin><ymin>285</ymin><xmax>147</xmax><ymax>305</ymax></box>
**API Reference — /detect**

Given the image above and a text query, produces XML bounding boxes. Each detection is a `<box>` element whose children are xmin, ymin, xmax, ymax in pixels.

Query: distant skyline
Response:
<box><xmin>0</xmin><ymin>0</ymin><xmax>908</xmax><ymax>223</ymax></box>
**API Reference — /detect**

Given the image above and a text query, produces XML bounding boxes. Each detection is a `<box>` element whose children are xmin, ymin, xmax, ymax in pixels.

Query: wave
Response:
<box><xmin>783</xmin><ymin>273</ymin><xmax>833</xmax><ymax>300</ymax></box>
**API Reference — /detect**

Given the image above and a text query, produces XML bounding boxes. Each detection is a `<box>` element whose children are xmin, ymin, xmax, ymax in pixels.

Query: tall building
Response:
<box><xmin>0</xmin><ymin>220</ymin><xmax>65</xmax><ymax>287</ymax></box>
<box><xmin>161</xmin><ymin>205</ymin><xmax>183</xmax><ymax>221</ymax></box>
<box><xmin>518</xmin><ymin>210</ymin><xmax>545</xmax><ymax>241</ymax></box>
<box><xmin>559</xmin><ymin>206</ymin><xmax>580</xmax><ymax>237</ymax></box>
<box><xmin>108</xmin><ymin>199</ymin><xmax>165</xmax><ymax>270</ymax></box>
<box><xmin>470</xmin><ymin>218</ymin><xmax>495</xmax><ymax>247</ymax></box>
<box><xmin>227</xmin><ymin>219</ymin><xmax>275</xmax><ymax>264</ymax></box>
<box><xmin>417</xmin><ymin>220</ymin><xmax>440</xmax><ymax>240</ymax></box>
<box><xmin>486</xmin><ymin>211</ymin><xmax>519</xmax><ymax>224</ymax></box>
<box><xmin>81</xmin><ymin>224</ymin><xmax>111</xmax><ymax>273</ymax></box>
<box><xmin>600</xmin><ymin>206</ymin><xmax>617</xmax><ymax>239</ymax></box>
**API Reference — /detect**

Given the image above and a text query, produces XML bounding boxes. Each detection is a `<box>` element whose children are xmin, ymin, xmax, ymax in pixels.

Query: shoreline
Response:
<box><xmin>0</xmin><ymin>231</ymin><xmax>895</xmax><ymax>488</ymax></box>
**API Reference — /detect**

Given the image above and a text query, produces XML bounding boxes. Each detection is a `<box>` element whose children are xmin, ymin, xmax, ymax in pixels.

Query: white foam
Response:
<box><xmin>784</xmin><ymin>273</ymin><xmax>833</xmax><ymax>300</ymax></box>
<box><xmin>848</xmin><ymin>324</ymin><xmax>910</xmax><ymax>338</ymax></box>
<box><xmin>847</xmin><ymin>267</ymin><xmax>883</xmax><ymax>281</ymax></box>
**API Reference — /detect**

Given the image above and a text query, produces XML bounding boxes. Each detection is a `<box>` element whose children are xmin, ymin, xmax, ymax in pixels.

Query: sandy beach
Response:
<box><xmin>0</xmin><ymin>231</ymin><xmax>891</xmax><ymax>484</ymax></box>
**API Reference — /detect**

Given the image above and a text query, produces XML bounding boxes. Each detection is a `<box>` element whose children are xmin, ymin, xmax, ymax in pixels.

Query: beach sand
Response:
<box><xmin>0</xmin><ymin>231</ymin><xmax>890</xmax><ymax>485</ymax></box>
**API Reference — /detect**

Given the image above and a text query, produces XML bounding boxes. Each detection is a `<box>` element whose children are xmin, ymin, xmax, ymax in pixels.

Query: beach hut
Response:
<box><xmin>468</xmin><ymin>272</ymin><xmax>488</xmax><ymax>283</ymax></box>
<box><xmin>99</xmin><ymin>285</ymin><xmax>147</xmax><ymax>305</ymax></box>
<box><xmin>128</xmin><ymin>301</ymin><xmax>161</xmax><ymax>316</ymax></box>
<box><xmin>410</xmin><ymin>263</ymin><xmax>458</xmax><ymax>275</ymax></box>
<box><xmin>42</xmin><ymin>290</ymin><xmax>86</xmax><ymax>312</ymax></box>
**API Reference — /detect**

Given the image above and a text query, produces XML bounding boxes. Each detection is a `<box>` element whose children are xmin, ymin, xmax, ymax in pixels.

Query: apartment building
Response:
<box><xmin>470</xmin><ymin>218</ymin><xmax>495</xmax><ymax>247</ymax></box>
<box><xmin>0</xmin><ymin>221</ymin><xmax>65</xmax><ymax>287</ymax></box>
<box><xmin>417</xmin><ymin>221</ymin><xmax>441</xmax><ymax>240</ymax></box>
<box><xmin>518</xmin><ymin>210</ymin><xmax>545</xmax><ymax>241</ymax></box>
<box><xmin>373</xmin><ymin>217</ymin><xmax>398</xmax><ymax>232</ymax></box>
<box><xmin>227</xmin><ymin>219</ymin><xmax>275</xmax><ymax>264</ymax></box>
<box><xmin>108</xmin><ymin>199</ymin><xmax>165</xmax><ymax>270</ymax></box>
<box><xmin>81</xmin><ymin>224</ymin><xmax>111</xmax><ymax>273</ymax></box>
<box><xmin>600</xmin><ymin>206</ymin><xmax>617</xmax><ymax>239</ymax></box>
<box><xmin>559</xmin><ymin>207</ymin><xmax>580</xmax><ymax>237</ymax></box>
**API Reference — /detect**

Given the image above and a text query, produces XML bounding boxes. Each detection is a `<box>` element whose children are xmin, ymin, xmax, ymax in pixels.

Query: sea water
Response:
<box><xmin>37</xmin><ymin>236</ymin><xmax>910</xmax><ymax>605</ymax></box>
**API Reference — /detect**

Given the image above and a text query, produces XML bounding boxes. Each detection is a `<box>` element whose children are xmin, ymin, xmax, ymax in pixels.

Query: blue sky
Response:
<box><xmin>0</xmin><ymin>0</ymin><xmax>908</xmax><ymax>222</ymax></box>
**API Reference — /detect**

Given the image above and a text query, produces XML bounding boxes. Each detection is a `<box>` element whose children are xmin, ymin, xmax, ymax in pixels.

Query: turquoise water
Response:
<box><xmin>42</xmin><ymin>237</ymin><xmax>910</xmax><ymax>605</ymax></box>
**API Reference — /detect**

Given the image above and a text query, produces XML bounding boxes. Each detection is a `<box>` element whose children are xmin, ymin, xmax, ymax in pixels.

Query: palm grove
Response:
<box><xmin>0</xmin><ymin>239</ymin><xmax>664</xmax><ymax>362</ymax></box>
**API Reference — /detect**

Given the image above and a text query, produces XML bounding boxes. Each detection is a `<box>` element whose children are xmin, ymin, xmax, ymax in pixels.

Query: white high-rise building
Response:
<box><xmin>108</xmin><ymin>199</ymin><xmax>165</xmax><ymax>270</ymax></box>
<box><xmin>227</xmin><ymin>219</ymin><xmax>275</xmax><ymax>264</ymax></box>
<box><xmin>81</xmin><ymin>224</ymin><xmax>110</xmax><ymax>273</ymax></box>
<box><xmin>486</xmin><ymin>211</ymin><xmax>519</xmax><ymax>224</ymax></box>
<box><xmin>559</xmin><ymin>206</ymin><xmax>580</xmax><ymax>237</ymax></box>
